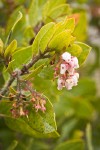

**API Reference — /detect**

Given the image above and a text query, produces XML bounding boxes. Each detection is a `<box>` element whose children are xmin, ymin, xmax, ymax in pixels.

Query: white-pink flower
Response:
<box><xmin>60</xmin><ymin>64</ymin><xmax>67</xmax><ymax>74</ymax></box>
<box><xmin>61</xmin><ymin>52</ymin><xmax>71</xmax><ymax>63</ymax></box>
<box><xmin>69</xmin><ymin>56</ymin><xmax>79</xmax><ymax>69</ymax></box>
<box><xmin>55</xmin><ymin>52</ymin><xmax>79</xmax><ymax>91</ymax></box>
<box><xmin>67</xmin><ymin>67</ymin><xmax>75</xmax><ymax>75</ymax></box>
<box><xmin>71</xmin><ymin>73</ymin><xmax>79</xmax><ymax>86</ymax></box>
<box><xmin>65</xmin><ymin>78</ymin><xmax>74</xmax><ymax>90</ymax></box>
<box><xmin>57</xmin><ymin>78</ymin><xmax>65</xmax><ymax>90</ymax></box>
<box><xmin>75</xmin><ymin>72</ymin><xmax>79</xmax><ymax>79</ymax></box>
<box><xmin>65</xmin><ymin>73</ymin><xmax>79</xmax><ymax>90</ymax></box>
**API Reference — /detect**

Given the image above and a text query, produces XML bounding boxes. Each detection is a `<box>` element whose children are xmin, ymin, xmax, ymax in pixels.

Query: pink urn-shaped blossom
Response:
<box><xmin>60</xmin><ymin>64</ymin><xmax>67</xmax><ymax>74</ymax></box>
<box><xmin>65</xmin><ymin>78</ymin><xmax>74</xmax><ymax>90</ymax></box>
<box><xmin>69</xmin><ymin>56</ymin><xmax>79</xmax><ymax>69</ymax></box>
<box><xmin>57</xmin><ymin>78</ymin><xmax>65</xmax><ymax>90</ymax></box>
<box><xmin>61</xmin><ymin>52</ymin><xmax>71</xmax><ymax>63</ymax></box>
<box><xmin>55</xmin><ymin>51</ymin><xmax>79</xmax><ymax>91</ymax></box>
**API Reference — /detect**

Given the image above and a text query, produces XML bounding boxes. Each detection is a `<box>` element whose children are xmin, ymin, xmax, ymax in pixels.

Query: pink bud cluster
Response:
<box><xmin>25</xmin><ymin>81</ymin><xmax>46</xmax><ymax>113</ymax></box>
<box><xmin>54</xmin><ymin>52</ymin><xmax>79</xmax><ymax>90</ymax></box>
<box><xmin>31</xmin><ymin>96</ymin><xmax>46</xmax><ymax>113</ymax></box>
<box><xmin>10</xmin><ymin>81</ymin><xmax>46</xmax><ymax>118</ymax></box>
<box><xmin>10</xmin><ymin>101</ymin><xmax>28</xmax><ymax>118</ymax></box>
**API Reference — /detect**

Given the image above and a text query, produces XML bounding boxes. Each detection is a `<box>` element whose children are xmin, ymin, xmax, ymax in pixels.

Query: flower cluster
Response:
<box><xmin>31</xmin><ymin>95</ymin><xmax>46</xmax><ymax>113</ymax></box>
<box><xmin>10</xmin><ymin>100</ymin><xmax>29</xmax><ymax>118</ymax></box>
<box><xmin>10</xmin><ymin>94</ymin><xmax>46</xmax><ymax>118</ymax></box>
<box><xmin>10</xmin><ymin>81</ymin><xmax>46</xmax><ymax>118</ymax></box>
<box><xmin>54</xmin><ymin>52</ymin><xmax>79</xmax><ymax>90</ymax></box>
<box><xmin>25</xmin><ymin>81</ymin><xmax>46</xmax><ymax>113</ymax></box>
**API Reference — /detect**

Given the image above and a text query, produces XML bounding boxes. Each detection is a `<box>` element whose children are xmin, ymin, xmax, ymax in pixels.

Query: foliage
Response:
<box><xmin>0</xmin><ymin>0</ymin><xmax>100</xmax><ymax>150</ymax></box>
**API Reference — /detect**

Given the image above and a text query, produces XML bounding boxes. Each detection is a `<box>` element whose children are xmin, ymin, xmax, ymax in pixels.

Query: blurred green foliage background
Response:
<box><xmin>0</xmin><ymin>0</ymin><xmax>100</xmax><ymax>150</ymax></box>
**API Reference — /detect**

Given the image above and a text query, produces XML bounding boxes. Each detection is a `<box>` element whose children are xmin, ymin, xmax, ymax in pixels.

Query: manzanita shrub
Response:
<box><xmin>0</xmin><ymin>0</ymin><xmax>93</xmax><ymax>149</ymax></box>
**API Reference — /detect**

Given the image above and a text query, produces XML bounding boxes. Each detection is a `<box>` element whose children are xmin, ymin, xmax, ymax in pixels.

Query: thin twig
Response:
<box><xmin>0</xmin><ymin>76</ymin><xmax>15</xmax><ymax>99</ymax></box>
<box><xmin>16</xmin><ymin>70</ymin><xmax>21</xmax><ymax>100</ymax></box>
<box><xmin>0</xmin><ymin>49</ymin><xmax>51</xmax><ymax>100</ymax></box>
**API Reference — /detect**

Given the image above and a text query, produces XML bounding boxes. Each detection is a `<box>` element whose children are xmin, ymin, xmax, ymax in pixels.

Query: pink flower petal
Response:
<box><xmin>62</xmin><ymin>52</ymin><xmax>71</xmax><ymax>63</ymax></box>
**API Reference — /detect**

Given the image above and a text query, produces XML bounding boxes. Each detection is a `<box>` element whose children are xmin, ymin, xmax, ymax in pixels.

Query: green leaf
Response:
<box><xmin>73</xmin><ymin>98</ymin><xmax>94</xmax><ymax>119</ymax></box>
<box><xmin>28</xmin><ymin>0</ymin><xmax>42</xmax><ymax>27</ymax></box>
<box><xmin>63</xmin><ymin>18</ymin><xmax>75</xmax><ymax>33</ymax></box>
<box><xmin>5</xmin><ymin>60</ymin><xmax>14</xmax><ymax>73</ymax></box>
<box><xmin>5</xmin><ymin>12</ymin><xmax>23</xmax><ymax>46</ymax></box>
<box><xmin>59</xmin><ymin>119</ymin><xmax>78</xmax><ymax>142</ymax></box>
<box><xmin>38</xmin><ymin>66</ymin><xmax>54</xmax><ymax>80</ymax></box>
<box><xmin>55</xmin><ymin>139</ymin><xmax>84</xmax><ymax>150</ymax></box>
<box><xmin>55</xmin><ymin>78</ymin><xmax>95</xmax><ymax>119</ymax></box>
<box><xmin>0</xmin><ymin>61</ymin><xmax>5</xmax><ymax>88</ymax></box>
<box><xmin>39</xmin><ymin>24</ymin><xmax>55</xmax><ymax>52</ymax></box>
<box><xmin>0</xmin><ymin>74</ymin><xmax>5</xmax><ymax>88</ymax></box>
<box><xmin>33</xmin><ymin>58</ymin><xmax>50</xmax><ymax>69</ymax></box>
<box><xmin>23</xmin><ymin>64</ymin><xmax>44</xmax><ymax>80</ymax></box>
<box><xmin>52</xmin><ymin>18</ymin><xmax>75</xmax><ymax>37</ymax></box>
<box><xmin>54</xmin><ymin>93</ymin><xmax>75</xmax><ymax>117</ymax></box>
<box><xmin>71</xmin><ymin>78</ymin><xmax>96</xmax><ymax>97</ymax></box>
<box><xmin>0</xmin><ymin>27</ymin><xmax>5</xmax><ymax>42</ymax></box>
<box><xmin>28</xmin><ymin>0</ymin><xmax>47</xmax><ymax>27</ymax></box>
<box><xmin>48</xmin><ymin>30</ymin><xmax>72</xmax><ymax>51</ymax></box>
<box><xmin>66</xmin><ymin>43</ymin><xmax>82</xmax><ymax>57</ymax></box>
<box><xmin>86</xmin><ymin>124</ymin><xmax>94</xmax><ymax>150</ymax></box>
<box><xmin>6</xmin><ymin>6</ymin><xmax>27</xmax><ymax>46</ymax></box>
<box><xmin>43</xmin><ymin>0</ymin><xmax>66</xmax><ymax>21</ymax></box>
<box><xmin>0</xmin><ymin>100</ymin><xmax>59</xmax><ymax>138</ymax></box>
<box><xmin>7</xmin><ymin>46</ymin><xmax>32</xmax><ymax>70</ymax></box>
<box><xmin>32</xmin><ymin>22</ymin><xmax>55</xmax><ymax>54</ymax></box>
<box><xmin>0</xmin><ymin>38</ymin><xmax>4</xmax><ymax>55</ymax></box>
<box><xmin>7</xmin><ymin>140</ymin><xmax>18</xmax><ymax>150</ymax></box>
<box><xmin>74</xmin><ymin>12</ymin><xmax>87</xmax><ymax>42</ymax></box>
<box><xmin>28</xmin><ymin>0</ymin><xmax>39</xmax><ymax>27</ymax></box>
<box><xmin>33</xmin><ymin>76</ymin><xmax>59</xmax><ymax>103</ymax></box>
<box><xmin>32</xmin><ymin>18</ymin><xmax>75</xmax><ymax>54</ymax></box>
<box><xmin>45</xmin><ymin>4</ymin><xmax>71</xmax><ymax>22</ymax></box>
<box><xmin>23</xmin><ymin>27</ymin><xmax>35</xmax><ymax>46</ymax></box>
<box><xmin>4</xmin><ymin>40</ymin><xmax>17</xmax><ymax>58</ymax></box>
<box><xmin>5</xmin><ymin>117</ymin><xmax>59</xmax><ymax>138</ymax></box>
<box><xmin>11</xmin><ymin>11</ymin><xmax>23</xmax><ymax>32</ymax></box>
<box><xmin>46</xmin><ymin>0</ymin><xmax>66</xmax><ymax>10</ymax></box>
<box><xmin>76</xmin><ymin>42</ymin><xmax>92</xmax><ymax>65</ymax></box>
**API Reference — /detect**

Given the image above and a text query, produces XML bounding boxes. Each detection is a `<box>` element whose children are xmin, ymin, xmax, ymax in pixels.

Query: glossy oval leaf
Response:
<box><xmin>5</xmin><ymin>12</ymin><xmax>23</xmax><ymax>46</ymax></box>
<box><xmin>23</xmin><ymin>64</ymin><xmax>44</xmax><ymax>80</ymax></box>
<box><xmin>39</xmin><ymin>24</ymin><xmax>56</xmax><ymax>52</ymax></box>
<box><xmin>66</xmin><ymin>43</ymin><xmax>82</xmax><ymax>57</ymax></box>
<box><xmin>43</xmin><ymin>0</ymin><xmax>66</xmax><ymax>20</ymax></box>
<box><xmin>46</xmin><ymin>4</ymin><xmax>71</xmax><ymax>22</ymax></box>
<box><xmin>76</xmin><ymin>42</ymin><xmax>92</xmax><ymax>65</ymax></box>
<box><xmin>28</xmin><ymin>0</ymin><xmax>48</xmax><ymax>27</ymax></box>
<box><xmin>32</xmin><ymin>22</ymin><xmax>55</xmax><ymax>54</ymax></box>
<box><xmin>38</xmin><ymin>66</ymin><xmax>54</xmax><ymax>80</ymax></box>
<box><xmin>4</xmin><ymin>40</ymin><xmax>17</xmax><ymax>58</ymax></box>
<box><xmin>52</xmin><ymin>18</ymin><xmax>75</xmax><ymax>37</ymax></box>
<box><xmin>48</xmin><ymin>30</ymin><xmax>72</xmax><ymax>51</ymax></box>
<box><xmin>0</xmin><ymin>100</ymin><xmax>58</xmax><ymax>138</ymax></box>
<box><xmin>7</xmin><ymin>46</ymin><xmax>32</xmax><ymax>70</ymax></box>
